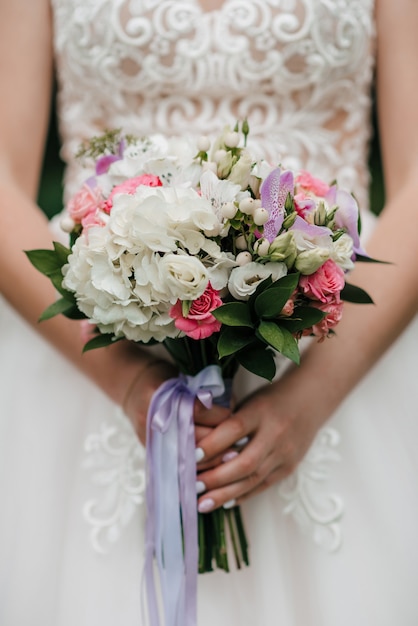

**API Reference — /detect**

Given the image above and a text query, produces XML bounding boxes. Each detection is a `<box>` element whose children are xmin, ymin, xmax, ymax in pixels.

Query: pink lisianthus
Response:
<box><xmin>169</xmin><ymin>284</ymin><xmax>223</xmax><ymax>340</ymax></box>
<box><xmin>67</xmin><ymin>184</ymin><xmax>103</xmax><ymax>224</ymax></box>
<box><xmin>293</xmin><ymin>192</ymin><xmax>316</xmax><ymax>220</ymax></box>
<box><xmin>299</xmin><ymin>259</ymin><xmax>345</xmax><ymax>303</ymax></box>
<box><xmin>103</xmin><ymin>174</ymin><xmax>162</xmax><ymax>213</ymax></box>
<box><xmin>296</xmin><ymin>171</ymin><xmax>330</xmax><ymax>198</ymax></box>
<box><xmin>303</xmin><ymin>297</ymin><xmax>344</xmax><ymax>340</ymax></box>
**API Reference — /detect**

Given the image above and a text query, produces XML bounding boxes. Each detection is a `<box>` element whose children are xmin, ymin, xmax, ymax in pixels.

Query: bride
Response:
<box><xmin>1</xmin><ymin>1</ymin><xmax>417</xmax><ymax>624</ymax></box>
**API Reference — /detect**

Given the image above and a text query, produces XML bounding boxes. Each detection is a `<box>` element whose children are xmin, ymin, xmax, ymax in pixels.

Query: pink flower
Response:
<box><xmin>299</xmin><ymin>259</ymin><xmax>345</xmax><ymax>303</ymax></box>
<box><xmin>81</xmin><ymin>210</ymin><xmax>105</xmax><ymax>229</ymax></box>
<box><xmin>103</xmin><ymin>174</ymin><xmax>162</xmax><ymax>213</ymax></box>
<box><xmin>169</xmin><ymin>284</ymin><xmax>223</xmax><ymax>340</ymax></box>
<box><xmin>296</xmin><ymin>171</ymin><xmax>330</xmax><ymax>197</ymax></box>
<box><xmin>67</xmin><ymin>184</ymin><xmax>103</xmax><ymax>224</ymax></box>
<box><xmin>293</xmin><ymin>192</ymin><xmax>316</xmax><ymax>220</ymax></box>
<box><xmin>303</xmin><ymin>297</ymin><xmax>344</xmax><ymax>340</ymax></box>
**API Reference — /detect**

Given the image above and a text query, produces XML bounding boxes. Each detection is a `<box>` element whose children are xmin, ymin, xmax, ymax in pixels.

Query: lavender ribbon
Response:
<box><xmin>143</xmin><ymin>365</ymin><xmax>225</xmax><ymax>626</ymax></box>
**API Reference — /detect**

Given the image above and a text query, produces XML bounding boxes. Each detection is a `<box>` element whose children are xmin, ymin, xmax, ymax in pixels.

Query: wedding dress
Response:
<box><xmin>1</xmin><ymin>1</ymin><xmax>418</xmax><ymax>624</ymax></box>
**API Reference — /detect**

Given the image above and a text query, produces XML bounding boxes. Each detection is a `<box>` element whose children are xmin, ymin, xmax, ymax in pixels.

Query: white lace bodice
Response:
<box><xmin>51</xmin><ymin>0</ymin><xmax>375</xmax><ymax>208</ymax></box>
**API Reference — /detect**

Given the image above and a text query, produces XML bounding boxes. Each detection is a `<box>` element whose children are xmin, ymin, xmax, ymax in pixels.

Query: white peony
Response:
<box><xmin>228</xmin><ymin>261</ymin><xmax>288</xmax><ymax>301</ymax></box>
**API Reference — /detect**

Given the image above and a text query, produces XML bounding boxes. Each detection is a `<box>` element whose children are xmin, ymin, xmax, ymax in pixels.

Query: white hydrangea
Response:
<box><xmin>62</xmin><ymin>185</ymin><xmax>233</xmax><ymax>343</ymax></box>
<box><xmin>330</xmin><ymin>233</ymin><xmax>355</xmax><ymax>271</ymax></box>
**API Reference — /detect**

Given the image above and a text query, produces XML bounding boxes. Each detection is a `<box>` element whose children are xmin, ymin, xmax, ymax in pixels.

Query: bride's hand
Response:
<box><xmin>122</xmin><ymin>358</ymin><xmax>232</xmax><ymax>447</ymax></box>
<box><xmin>193</xmin><ymin>366</ymin><xmax>329</xmax><ymax>511</ymax></box>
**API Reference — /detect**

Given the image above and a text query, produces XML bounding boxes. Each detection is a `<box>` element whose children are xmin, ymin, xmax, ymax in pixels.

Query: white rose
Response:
<box><xmin>228</xmin><ymin>261</ymin><xmax>288</xmax><ymax>301</ymax></box>
<box><xmin>330</xmin><ymin>233</ymin><xmax>355</xmax><ymax>271</ymax></box>
<box><xmin>161</xmin><ymin>252</ymin><xmax>209</xmax><ymax>300</ymax></box>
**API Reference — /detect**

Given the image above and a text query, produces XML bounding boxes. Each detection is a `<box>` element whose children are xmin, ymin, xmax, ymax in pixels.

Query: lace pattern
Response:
<box><xmin>83</xmin><ymin>413</ymin><xmax>343</xmax><ymax>553</ymax></box>
<box><xmin>51</xmin><ymin>0</ymin><xmax>375</xmax><ymax>208</ymax></box>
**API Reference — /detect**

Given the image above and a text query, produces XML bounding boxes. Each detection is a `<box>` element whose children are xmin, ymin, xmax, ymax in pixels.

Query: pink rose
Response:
<box><xmin>296</xmin><ymin>171</ymin><xmax>330</xmax><ymax>197</ymax></box>
<box><xmin>103</xmin><ymin>174</ymin><xmax>162</xmax><ymax>213</ymax></box>
<box><xmin>169</xmin><ymin>284</ymin><xmax>222</xmax><ymax>340</ymax></box>
<box><xmin>303</xmin><ymin>297</ymin><xmax>344</xmax><ymax>340</ymax></box>
<box><xmin>299</xmin><ymin>259</ymin><xmax>345</xmax><ymax>303</ymax></box>
<box><xmin>67</xmin><ymin>184</ymin><xmax>103</xmax><ymax>223</ymax></box>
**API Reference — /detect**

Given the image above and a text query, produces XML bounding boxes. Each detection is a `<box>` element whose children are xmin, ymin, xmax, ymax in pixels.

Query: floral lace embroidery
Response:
<box><xmin>83</xmin><ymin>410</ymin><xmax>146</xmax><ymax>553</ymax></box>
<box><xmin>83</xmin><ymin>413</ymin><xmax>342</xmax><ymax>552</ymax></box>
<box><xmin>51</xmin><ymin>0</ymin><xmax>375</xmax><ymax>208</ymax></box>
<box><xmin>279</xmin><ymin>427</ymin><xmax>343</xmax><ymax>551</ymax></box>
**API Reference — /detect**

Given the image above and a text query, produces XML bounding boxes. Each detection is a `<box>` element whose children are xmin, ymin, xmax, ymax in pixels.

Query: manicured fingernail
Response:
<box><xmin>195</xmin><ymin>447</ymin><xmax>205</xmax><ymax>463</ymax></box>
<box><xmin>198</xmin><ymin>498</ymin><xmax>215</xmax><ymax>513</ymax></box>
<box><xmin>222</xmin><ymin>451</ymin><xmax>238</xmax><ymax>463</ymax></box>
<box><xmin>235</xmin><ymin>436</ymin><xmax>249</xmax><ymax>447</ymax></box>
<box><xmin>223</xmin><ymin>499</ymin><xmax>236</xmax><ymax>509</ymax></box>
<box><xmin>196</xmin><ymin>480</ymin><xmax>206</xmax><ymax>494</ymax></box>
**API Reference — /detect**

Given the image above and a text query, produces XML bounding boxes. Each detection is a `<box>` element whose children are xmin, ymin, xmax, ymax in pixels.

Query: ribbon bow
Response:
<box><xmin>143</xmin><ymin>365</ymin><xmax>225</xmax><ymax>626</ymax></box>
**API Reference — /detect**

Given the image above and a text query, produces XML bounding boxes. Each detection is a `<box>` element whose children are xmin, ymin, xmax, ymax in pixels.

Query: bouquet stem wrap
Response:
<box><xmin>143</xmin><ymin>365</ymin><xmax>225</xmax><ymax>626</ymax></box>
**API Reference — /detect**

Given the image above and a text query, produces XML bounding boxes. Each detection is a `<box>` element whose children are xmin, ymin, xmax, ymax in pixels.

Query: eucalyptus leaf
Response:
<box><xmin>212</xmin><ymin>302</ymin><xmax>253</xmax><ymax>327</ymax></box>
<box><xmin>236</xmin><ymin>346</ymin><xmax>276</xmax><ymax>382</ymax></box>
<box><xmin>341</xmin><ymin>282</ymin><xmax>374</xmax><ymax>304</ymax></box>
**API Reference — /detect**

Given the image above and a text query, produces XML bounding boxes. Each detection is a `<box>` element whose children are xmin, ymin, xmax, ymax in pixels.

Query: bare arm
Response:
<box><xmin>195</xmin><ymin>0</ymin><xmax>418</xmax><ymax>510</ymax></box>
<box><xmin>0</xmin><ymin>0</ymin><xmax>176</xmax><ymax>439</ymax></box>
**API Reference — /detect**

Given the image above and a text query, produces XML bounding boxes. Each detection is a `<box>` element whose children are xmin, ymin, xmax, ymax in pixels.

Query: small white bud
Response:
<box><xmin>254</xmin><ymin>238</ymin><xmax>270</xmax><ymax>256</ymax></box>
<box><xmin>236</xmin><ymin>251</ymin><xmax>252</xmax><ymax>265</ymax></box>
<box><xmin>253</xmin><ymin>207</ymin><xmax>269</xmax><ymax>226</ymax></box>
<box><xmin>214</xmin><ymin>149</ymin><xmax>227</xmax><ymax>163</ymax></box>
<box><xmin>60</xmin><ymin>215</ymin><xmax>75</xmax><ymax>233</ymax></box>
<box><xmin>239</xmin><ymin>197</ymin><xmax>255</xmax><ymax>215</ymax></box>
<box><xmin>235</xmin><ymin>234</ymin><xmax>248</xmax><ymax>250</ymax></box>
<box><xmin>221</xmin><ymin>201</ymin><xmax>237</xmax><ymax>219</ymax></box>
<box><xmin>197</xmin><ymin>135</ymin><xmax>211</xmax><ymax>152</ymax></box>
<box><xmin>224</xmin><ymin>131</ymin><xmax>240</xmax><ymax>149</ymax></box>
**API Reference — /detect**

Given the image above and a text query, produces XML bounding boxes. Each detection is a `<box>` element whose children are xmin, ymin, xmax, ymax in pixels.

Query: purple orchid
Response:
<box><xmin>95</xmin><ymin>139</ymin><xmax>126</xmax><ymax>175</ymax></box>
<box><xmin>326</xmin><ymin>186</ymin><xmax>368</xmax><ymax>257</ymax></box>
<box><xmin>289</xmin><ymin>215</ymin><xmax>333</xmax><ymax>240</ymax></box>
<box><xmin>260</xmin><ymin>168</ymin><xmax>294</xmax><ymax>242</ymax></box>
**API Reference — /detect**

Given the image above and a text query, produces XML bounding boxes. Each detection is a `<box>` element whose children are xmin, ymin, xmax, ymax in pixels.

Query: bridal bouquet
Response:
<box><xmin>27</xmin><ymin>123</ymin><xmax>375</xmax><ymax>626</ymax></box>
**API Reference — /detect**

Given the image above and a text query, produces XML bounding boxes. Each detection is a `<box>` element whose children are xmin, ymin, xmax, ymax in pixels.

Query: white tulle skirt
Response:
<box><xmin>1</xmin><ymin>277</ymin><xmax>418</xmax><ymax>625</ymax></box>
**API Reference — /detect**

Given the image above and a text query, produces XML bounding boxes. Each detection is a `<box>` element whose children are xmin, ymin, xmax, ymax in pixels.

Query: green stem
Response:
<box><xmin>226</xmin><ymin>509</ymin><xmax>241</xmax><ymax>570</ymax></box>
<box><xmin>233</xmin><ymin>507</ymin><xmax>250</xmax><ymax>566</ymax></box>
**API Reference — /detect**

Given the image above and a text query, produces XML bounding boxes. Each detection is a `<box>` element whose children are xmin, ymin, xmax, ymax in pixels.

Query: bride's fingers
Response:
<box><xmin>195</xmin><ymin>413</ymin><xmax>255</xmax><ymax>464</ymax></box>
<box><xmin>196</xmin><ymin>454</ymin><xmax>283</xmax><ymax>512</ymax></box>
<box><xmin>193</xmin><ymin>399</ymin><xmax>231</xmax><ymax>426</ymax></box>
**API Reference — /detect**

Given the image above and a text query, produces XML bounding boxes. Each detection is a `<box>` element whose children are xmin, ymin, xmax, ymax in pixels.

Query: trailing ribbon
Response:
<box><xmin>143</xmin><ymin>365</ymin><xmax>225</xmax><ymax>626</ymax></box>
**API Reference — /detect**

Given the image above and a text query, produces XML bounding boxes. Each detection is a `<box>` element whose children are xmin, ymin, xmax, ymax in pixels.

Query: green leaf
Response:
<box><xmin>236</xmin><ymin>346</ymin><xmax>276</xmax><ymax>382</ymax></box>
<box><xmin>355</xmin><ymin>254</ymin><xmax>391</xmax><ymax>265</ymax></box>
<box><xmin>341</xmin><ymin>282</ymin><xmax>374</xmax><ymax>304</ymax></box>
<box><xmin>217</xmin><ymin>327</ymin><xmax>255</xmax><ymax>358</ymax></box>
<box><xmin>280</xmin><ymin>306</ymin><xmax>326</xmax><ymax>333</ymax></box>
<box><xmin>212</xmin><ymin>302</ymin><xmax>254</xmax><ymax>328</ymax></box>
<box><xmin>248</xmin><ymin>276</ymin><xmax>273</xmax><ymax>307</ymax></box>
<box><xmin>25</xmin><ymin>249</ymin><xmax>63</xmax><ymax>276</ymax></box>
<box><xmin>82</xmin><ymin>334</ymin><xmax>123</xmax><ymax>353</ymax></box>
<box><xmin>254</xmin><ymin>273</ymin><xmax>300</xmax><ymax>319</ymax></box>
<box><xmin>53</xmin><ymin>241</ymin><xmax>72</xmax><ymax>265</ymax></box>
<box><xmin>38</xmin><ymin>298</ymin><xmax>77</xmax><ymax>322</ymax></box>
<box><xmin>257</xmin><ymin>321</ymin><xmax>300</xmax><ymax>365</ymax></box>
